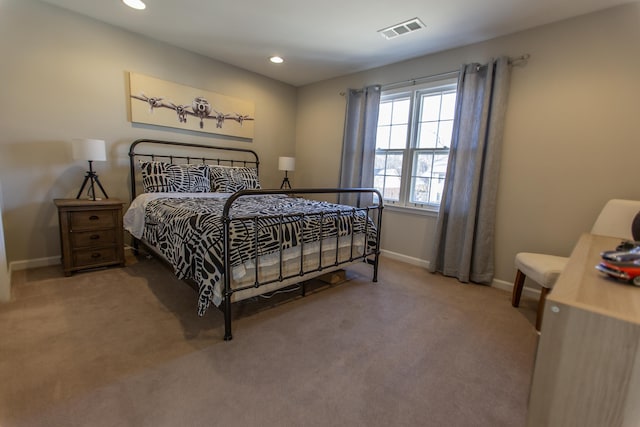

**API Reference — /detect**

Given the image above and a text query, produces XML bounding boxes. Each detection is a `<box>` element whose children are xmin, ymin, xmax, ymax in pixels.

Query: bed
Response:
<box><xmin>124</xmin><ymin>139</ymin><xmax>383</xmax><ymax>340</ymax></box>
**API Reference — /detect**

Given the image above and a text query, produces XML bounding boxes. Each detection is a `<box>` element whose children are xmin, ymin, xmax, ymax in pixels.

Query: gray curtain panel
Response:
<box><xmin>338</xmin><ymin>85</ymin><xmax>381</xmax><ymax>207</ymax></box>
<box><xmin>429</xmin><ymin>57</ymin><xmax>511</xmax><ymax>284</ymax></box>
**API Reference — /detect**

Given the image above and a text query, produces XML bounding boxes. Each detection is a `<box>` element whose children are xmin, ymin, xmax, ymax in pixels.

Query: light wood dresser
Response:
<box><xmin>54</xmin><ymin>198</ymin><xmax>125</xmax><ymax>276</ymax></box>
<box><xmin>527</xmin><ymin>233</ymin><xmax>640</xmax><ymax>426</ymax></box>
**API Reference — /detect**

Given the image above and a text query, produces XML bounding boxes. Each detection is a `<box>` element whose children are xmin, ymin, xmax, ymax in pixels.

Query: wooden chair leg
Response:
<box><xmin>512</xmin><ymin>269</ymin><xmax>526</xmax><ymax>307</ymax></box>
<box><xmin>536</xmin><ymin>287</ymin><xmax>550</xmax><ymax>331</ymax></box>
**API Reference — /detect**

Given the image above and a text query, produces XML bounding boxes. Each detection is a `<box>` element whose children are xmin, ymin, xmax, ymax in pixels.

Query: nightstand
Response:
<box><xmin>54</xmin><ymin>199</ymin><xmax>125</xmax><ymax>276</ymax></box>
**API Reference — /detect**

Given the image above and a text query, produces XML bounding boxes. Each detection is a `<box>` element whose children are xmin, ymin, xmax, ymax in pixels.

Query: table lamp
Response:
<box><xmin>72</xmin><ymin>138</ymin><xmax>109</xmax><ymax>201</ymax></box>
<box><xmin>278</xmin><ymin>156</ymin><xmax>295</xmax><ymax>189</ymax></box>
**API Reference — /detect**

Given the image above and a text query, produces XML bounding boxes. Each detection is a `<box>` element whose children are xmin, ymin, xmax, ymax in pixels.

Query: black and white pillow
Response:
<box><xmin>209</xmin><ymin>165</ymin><xmax>260</xmax><ymax>192</ymax></box>
<box><xmin>230</xmin><ymin>167</ymin><xmax>261</xmax><ymax>191</ymax></box>
<box><xmin>140</xmin><ymin>161</ymin><xmax>210</xmax><ymax>193</ymax></box>
<box><xmin>208</xmin><ymin>165</ymin><xmax>235</xmax><ymax>192</ymax></box>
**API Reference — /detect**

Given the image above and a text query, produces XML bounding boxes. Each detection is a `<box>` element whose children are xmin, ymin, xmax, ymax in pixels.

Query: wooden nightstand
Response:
<box><xmin>54</xmin><ymin>199</ymin><xmax>125</xmax><ymax>276</ymax></box>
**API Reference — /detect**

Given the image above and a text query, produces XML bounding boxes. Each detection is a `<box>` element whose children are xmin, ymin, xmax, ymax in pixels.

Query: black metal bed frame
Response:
<box><xmin>128</xmin><ymin>138</ymin><xmax>383</xmax><ymax>340</ymax></box>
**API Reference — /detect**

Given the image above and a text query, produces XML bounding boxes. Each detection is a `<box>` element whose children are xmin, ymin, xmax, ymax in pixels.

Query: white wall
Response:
<box><xmin>296</xmin><ymin>3</ymin><xmax>640</xmax><ymax>285</ymax></box>
<box><xmin>0</xmin><ymin>0</ymin><xmax>297</xmax><ymax>268</ymax></box>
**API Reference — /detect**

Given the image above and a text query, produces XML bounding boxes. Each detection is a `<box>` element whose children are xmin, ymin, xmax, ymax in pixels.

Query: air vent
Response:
<box><xmin>378</xmin><ymin>18</ymin><xmax>425</xmax><ymax>40</ymax></box>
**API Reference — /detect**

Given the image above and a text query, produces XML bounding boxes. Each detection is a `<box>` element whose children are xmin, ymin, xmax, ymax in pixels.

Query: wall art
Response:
<box><xmin>128</xmin><ymin>72</ymin><xmax>255</xmax><ymax>139</ymax></box>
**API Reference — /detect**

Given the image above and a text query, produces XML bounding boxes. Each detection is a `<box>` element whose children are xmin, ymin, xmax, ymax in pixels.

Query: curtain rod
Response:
<box><xmin>381</xmin><ymin>69</ymin><xmax>459</xmax><ymax>91</ymax></box>
<box><xmin>341</xmin><ymin>54</ymin><xmax>530</xmax><ymax>96</ymax></box>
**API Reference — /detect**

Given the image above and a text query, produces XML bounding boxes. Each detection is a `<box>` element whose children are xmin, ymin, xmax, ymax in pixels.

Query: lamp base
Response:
<box><xmin>77</xmin><ymin>161</ymin><xmax>109</xmax><ymax>201</ymax></box>
<box><xmin>280</xmin><ymin>177</ymin><xmax>291</xmax><ymax>189</ymax></box>
<box><xmin>280</xmin><ymin>170</ymin><xmax>292</xmax><ymax>189</ymax></box>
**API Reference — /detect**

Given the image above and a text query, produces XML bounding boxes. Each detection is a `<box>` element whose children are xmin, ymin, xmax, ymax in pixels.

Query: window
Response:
<box><xmin>374</xmin><ymin>79</ymin><xmax>457</xmax><ymax>210</ymax></box>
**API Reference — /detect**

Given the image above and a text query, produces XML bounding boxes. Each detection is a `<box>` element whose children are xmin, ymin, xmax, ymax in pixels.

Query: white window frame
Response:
<box><xmin>374</xmin><ymin>78</ymin><xmax>458</xmax><ymax>213</ymax></box>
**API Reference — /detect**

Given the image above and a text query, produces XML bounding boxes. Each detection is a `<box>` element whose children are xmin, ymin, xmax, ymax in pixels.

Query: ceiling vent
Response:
<box><xmin>378</xmin><ymin>18</ymin><xmax>425</xmax><ymax>40</ymax></box>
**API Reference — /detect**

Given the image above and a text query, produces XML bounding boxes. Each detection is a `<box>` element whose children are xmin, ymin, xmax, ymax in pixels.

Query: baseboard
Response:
<box><xmin>492</xmin><ymin>277</ymin><xmax>541</xmax><ymax>299</ymax></box>
<box><xmin>379</xmin><ymin>250</ymin><xmax>541</xmax><ymax>299</ymax></box>
<box><xmin>380</xmin><ymin>250</ymin><xmax>430</xmax><ymax>269</ymax></box>
<box><xmin>9</xmin><ymin>256</ymin><xmax>61</xmax><ymax>272</ymax></box>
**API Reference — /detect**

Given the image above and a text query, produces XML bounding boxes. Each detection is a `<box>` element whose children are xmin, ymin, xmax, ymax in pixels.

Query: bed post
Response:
<box><xmin>371</xmin><ymin>191</ymin><xmax>383</xmax><ymax>283</ymax></box>
<box><xmin>223</xmin><ymin>295</ymin><xmax>233</xmax><ymax>341</ymax></box>
<box><xmin>222</xmin><ymin>211</ymin><xmax>233</xmax><ymax>341</ymax></box>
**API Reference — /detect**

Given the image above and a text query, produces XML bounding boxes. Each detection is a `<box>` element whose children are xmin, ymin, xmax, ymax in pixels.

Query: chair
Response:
<box><xmin>512</xmin><ymin>199</ymin><xmax>640</xmax><ymax>331</ymax></box>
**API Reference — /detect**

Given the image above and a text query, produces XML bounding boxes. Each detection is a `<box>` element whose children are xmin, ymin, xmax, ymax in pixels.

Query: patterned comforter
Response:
<box><xmin>132</xmin><ymin>194</ymin><xmax>377</xmax><ymax>315</ymax></box>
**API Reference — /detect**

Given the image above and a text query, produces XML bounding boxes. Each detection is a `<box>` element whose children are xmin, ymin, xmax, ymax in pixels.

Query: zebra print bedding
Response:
<box><xmin>138</xmin><ymin>194</ymin><xmax>377</xmax><ymax>315</ymax></box>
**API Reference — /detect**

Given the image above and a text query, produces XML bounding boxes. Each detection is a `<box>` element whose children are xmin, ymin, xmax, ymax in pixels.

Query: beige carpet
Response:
<box><xmin>0</xmin><ymin>254</ymin><xmax>538</xmax><ymax>427</ymax></box>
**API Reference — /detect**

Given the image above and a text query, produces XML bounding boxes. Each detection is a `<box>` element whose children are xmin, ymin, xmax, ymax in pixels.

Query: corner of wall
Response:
<box><xmin>0</xmin><ymin>180</ymin><xmax>10</xmax><ymax>302</ymax></box>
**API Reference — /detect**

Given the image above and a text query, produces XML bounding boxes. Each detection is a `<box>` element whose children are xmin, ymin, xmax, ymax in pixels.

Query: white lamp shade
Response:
<box><xmin>72</xmin><ymin>138</ymin><xmax>107</xmax><ymax>162</ymax></box>
<box><xmin>278</xmin><ymin>156</ymin><xmax>295</xmax><ymax>172</ymax></box>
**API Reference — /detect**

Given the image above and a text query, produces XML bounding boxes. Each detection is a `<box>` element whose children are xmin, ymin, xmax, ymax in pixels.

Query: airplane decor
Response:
<box><xmin>128</xmin><ymin>72</ymin><xmax>255</xmax><ymax>139</ymax></box>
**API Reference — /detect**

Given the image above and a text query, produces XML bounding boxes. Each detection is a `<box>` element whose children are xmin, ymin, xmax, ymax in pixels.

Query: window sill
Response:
<box><xmin>383</xmin><ymin>204</ymin><xmax>439</xmax><ymax>217</ymax></box>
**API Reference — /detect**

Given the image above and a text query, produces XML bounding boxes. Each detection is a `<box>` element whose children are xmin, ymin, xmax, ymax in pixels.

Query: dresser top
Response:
<box><xmin>549</xmin><ymin>233</ymin><xmax>640</xmax><ymax>325</ymax></box>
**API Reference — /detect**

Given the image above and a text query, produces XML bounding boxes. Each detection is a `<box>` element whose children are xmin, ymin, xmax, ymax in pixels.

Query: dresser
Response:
<box><xmin>54</xmin><ymin>199</ymin><xmax>125</xmax><ymax>276</ymax></box>
<box><xmin>527</xmin><ymin>233</ymin><xmax>640</xmax><ymax>426</ymax></box>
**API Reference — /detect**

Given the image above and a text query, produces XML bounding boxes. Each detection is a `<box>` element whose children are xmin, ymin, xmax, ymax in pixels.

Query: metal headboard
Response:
<box><xmin>128</xmin><ymin>138</ymin><xmax>260</xmax><ymax>200</ymax></box>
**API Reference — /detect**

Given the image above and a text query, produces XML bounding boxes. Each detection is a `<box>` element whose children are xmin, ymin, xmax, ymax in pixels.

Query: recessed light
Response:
<box><xmin>270</xmin><ymin>56</ymin><xmax>284</xmax><ymax>64</ymax></box>
<box><xmin>123</xmin><ymin>0</ymin><xmax>146</xmax><ymax>10</ymax></box>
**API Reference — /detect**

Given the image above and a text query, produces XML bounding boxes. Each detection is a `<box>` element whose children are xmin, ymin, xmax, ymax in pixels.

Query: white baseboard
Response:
<box><xmin>380</xmin><ymin>250</ymin><xmax>541</xmax><ymax>299</ymax></box>
<box><xmin>380</xmin><ymin>249</ymin><xmax>430</xmax><ymax>269</ymax></box>
<box><xmin>9</xmin><ymin>256</ymin><xmax>60</xmax><ymax>272</ymax></box>
<box><xmin>492</xmin><ymin>277</ymin><xmax>541</xmax><ymax>299</ymax></box>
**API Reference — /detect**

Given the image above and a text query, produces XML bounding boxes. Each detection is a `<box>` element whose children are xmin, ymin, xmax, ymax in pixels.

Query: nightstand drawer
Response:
<box><xmin>70</xmin><ymin>210</ymin><xmax>115</xmax><ymax>229</ymax></box>
<box><xmin>73</xmin><ymin>247</ymin><xmax>119</xmax><ymax>268</ymax></box>
<box><xmin>71</xmin><ymin>229</ymin><xmax>117</xmax><ymax>248</ymax></box>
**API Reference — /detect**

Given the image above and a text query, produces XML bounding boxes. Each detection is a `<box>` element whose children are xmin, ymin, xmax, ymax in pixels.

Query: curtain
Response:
<box><xmin>428</xmin><ymin>57</ymin><xmax>511</xmax><ymax>284</ymax></box>
<box><xmin>338</xmin><ymin>85</ymin><xmax>381</xmax><ymax>207</ymax></box>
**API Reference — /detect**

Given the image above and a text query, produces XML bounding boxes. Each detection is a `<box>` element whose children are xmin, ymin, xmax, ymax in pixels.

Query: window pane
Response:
<box><xmin>414</xmin><ymin>152</ymin><xmax>433</xmax><ymax>177</ymax></box>
<box><xmin>389</xmin><ymin>124</ymin><xmax>408</xmax><ymax>149</ymax></box>
<box><xmin>440</xmin><ymin>93</ymin><xmax>456</xmax><ymax>120</ymax></box>
<box><xmin>421</xmin><ymin>95</ymin><xmax>441</xmax><ymax>122</ymax></box>
<box><xmin>386</xmin><ymin>153</ymin><xmax>403</xmax><ymax>175</ymax></box>
<box><xmin>411</xmin><ymin>177</ymin><xmax>431</xmax><ymax>204</ymax></box>
<box><xmin>384</xmin><ymin>153</ymin><xmax>403</xmax><ymax>202</ymax></box>
<box><xmin>376</xmin><ymin>126</ymin><xmax>390</xmax><ymax>149</ymax></box>
<box><xmin>432</xmin><ymin>153</ymin><xmax>449</xmax><ymax>174</ymax></box>
<box><xmin>374</xmin><ymin>152</ymin><xmax>403</xmax><ymax>202</ymax></box>
<box><xmin>429</xmin><ymin>175</ymin><xmax>446</xmax><ymax>204</ymax></box>
<box><xmin>392</xmin><ymin>99</ymin><xmax>410</xmax><ymax>124</ymax></box>
<box><xmin>378</xmin><ymin>102</ymin><xmax>392</xmax><ymax>126</ymax></box>
<box><xmin>437</xmin><ymin>120</ymin><xmax>453</xmax><ymax>148</ymax></box>
<box><xmin>418</xmin><ymin>122</ymin><xmax>438</xmax><ymax>148</ymax></box>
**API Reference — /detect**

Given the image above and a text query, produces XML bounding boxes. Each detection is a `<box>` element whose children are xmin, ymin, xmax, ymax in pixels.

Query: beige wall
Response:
<box><xmin>0</xmin><ymin>0</ymin><xmax>297</xmax><ymax>274</ymax></box>
<box><xmin>296</xmin><ymin>3</ymin><xmax>640</xmax><ymax>285</ymax></box>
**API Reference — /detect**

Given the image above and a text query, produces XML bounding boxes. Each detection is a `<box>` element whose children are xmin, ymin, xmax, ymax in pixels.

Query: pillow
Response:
<box><xmin>230</xmin><ymin>167</ymin><xmax>261</xmax><ymax>191</ymax></box>
<box><xmin>208</xmin><ymin>165</ymin><xmax>260</xmax><ymax>192</ymax></box>
<box><xmin>140</xmin><ymin>161</ymin><xmax>210</xmax><ymax>193</ymax></box>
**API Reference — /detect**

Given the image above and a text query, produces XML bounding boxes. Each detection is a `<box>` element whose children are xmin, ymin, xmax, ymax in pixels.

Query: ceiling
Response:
<box><xmin>39</xmin><ymin>0</ymin><xmax>633</xmax><ymax>87</ymax></box>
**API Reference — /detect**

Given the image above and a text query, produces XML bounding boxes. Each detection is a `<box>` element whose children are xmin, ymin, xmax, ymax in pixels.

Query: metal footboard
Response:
<box><xmin>221</xmin><ymin>188</ymin><xmax>383</xmax><ymax>341</ymax></box>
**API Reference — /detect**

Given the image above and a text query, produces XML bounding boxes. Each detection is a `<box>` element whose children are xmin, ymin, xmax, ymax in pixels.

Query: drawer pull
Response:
<box><xmin>91</xmin><ymin>253</ymin><xmax>102</xmax><ymax>259</ymax></box>
<box><xmin>89</xmin><ymin>215</ymin><xmax>99</xmax><ymax>221</ymax></box>
<box><xmin>89</xmin><ymin>234</ymin><xmax>100</xmax><ymax>240</ymax></box>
